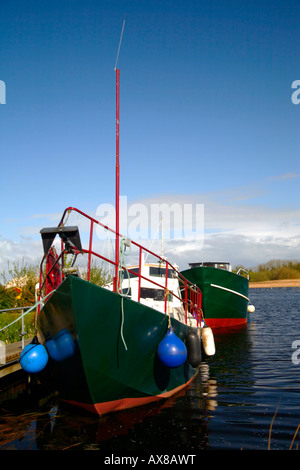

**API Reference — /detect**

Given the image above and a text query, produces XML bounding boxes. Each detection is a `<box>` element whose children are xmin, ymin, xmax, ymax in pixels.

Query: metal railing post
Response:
<box><xmin>0</xmin><ymin>306</ymin><xmax>31</xmax><ymax>350</ymax></box>
<box><xmin>20</xmin><ymin>309</ymin><xmax>25</xmax><ymax>349</ymax></box>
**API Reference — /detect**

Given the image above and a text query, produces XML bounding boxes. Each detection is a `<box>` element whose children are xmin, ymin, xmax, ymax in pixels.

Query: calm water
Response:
<box><xmin>1</xmin><ymin>287</ymin><xmax>300</xmax><ymax>452</ymax></box>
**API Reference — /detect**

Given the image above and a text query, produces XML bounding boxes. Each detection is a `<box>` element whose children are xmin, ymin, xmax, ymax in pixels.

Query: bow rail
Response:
<box><xmin>38</xmin><ymin>207</ymin><xmax>202</xmax><ymax>326</ymax></box>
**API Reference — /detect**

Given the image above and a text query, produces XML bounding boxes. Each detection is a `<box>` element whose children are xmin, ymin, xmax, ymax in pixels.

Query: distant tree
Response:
<box><xmin>248</xmin><ymin>259</ymin><xmax>300</xmax><ymax>282</ymax></box>
<box><xmin>82</xmin><ymin>260</ymin><xmax>112</xmax><ymax>287</ymax></box>
<box><xmin>0</xmin><ymin>259</ymin><xmax>39</xmax><ymax>307</ymax></box>
<box><xmin>0</xmin><ymin>284</ymin><xmax>17</xmax><ymax>310</ymax></box>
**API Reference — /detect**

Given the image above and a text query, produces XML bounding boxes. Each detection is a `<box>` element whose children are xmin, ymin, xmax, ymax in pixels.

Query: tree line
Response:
<box><xmin>0</xmin><ymin>258</ymin><xmax>112</xmax><ymax>310</ymax></box>
<box><xmin>235</xmin><ymin>259</ymin><xmax>300</xmax><ymax>282</ymax></box>
<box><xmin>1</xmin><ymin>257</ymin><xmax>300</xmax><ymax>310</ymax></box>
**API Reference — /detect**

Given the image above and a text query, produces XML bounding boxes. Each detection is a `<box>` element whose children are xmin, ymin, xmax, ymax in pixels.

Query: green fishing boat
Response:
<box><xmin>19</xmin><ymin>59</ymin><xmax>211</xmax><ymax>415</ymax></box>
<box><xmin>181</xmin><ymin>262</ymin><xmax>254</xmax><ymax>329</ymax></box>
<box><xmin>22</xmin><ymin>211</ymin><xmax>204</xmax><ymax>415</ymax></box>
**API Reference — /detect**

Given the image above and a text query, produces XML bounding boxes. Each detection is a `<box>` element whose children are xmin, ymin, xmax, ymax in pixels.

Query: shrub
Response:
<box><xmin>0</xmin><ymin>259</ymin><xmax>39</xmax><ymax>344</ymax></box>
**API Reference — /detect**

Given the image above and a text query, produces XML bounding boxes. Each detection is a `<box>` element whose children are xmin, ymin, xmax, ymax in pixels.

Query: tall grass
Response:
<box><xmin>268</xmin><ymin>400</ymin><xmax>300</xmax><ymax>450</ymax></box>
<box><xmin>0</xmin><ymin>259</ymin><xmax>39</xmax><ymax>344</ymax></box>
<box><xmin>0</xmin><ymin>309</ymin><xmax>36</xmax><ymax>344</ymax></box>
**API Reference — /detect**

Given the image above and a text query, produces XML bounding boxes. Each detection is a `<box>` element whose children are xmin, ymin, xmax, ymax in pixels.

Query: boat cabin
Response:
<box><xmin>108</xmin><ymin>259</ymin><xmax>199</xmax><ymax>328</ymax></box>
<box><xmin>188</xmin><ymin>262</ymin><xmax>232</xmax><ymax>272</ymax></box>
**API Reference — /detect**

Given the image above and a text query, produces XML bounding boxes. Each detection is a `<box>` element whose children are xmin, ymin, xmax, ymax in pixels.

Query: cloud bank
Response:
<box><xmin>1</xmin><ymin>176</ymin><xmax>299</xmax><ymax>279</ymax></box>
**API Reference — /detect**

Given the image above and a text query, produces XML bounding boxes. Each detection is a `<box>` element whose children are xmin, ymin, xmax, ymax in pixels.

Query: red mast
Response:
<box><xmin>115</xmin><ymin>68</ymin><xmax>120</xmax><ymax>287</ymax></box>
<box><xmin>114</xmin><ymin>18</ymin><xmax>125</xmax><ymax>291</ymax></box>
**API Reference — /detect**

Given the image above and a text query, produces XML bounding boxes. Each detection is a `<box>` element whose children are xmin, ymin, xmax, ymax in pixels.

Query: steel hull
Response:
<box><xmin>37</xmin><ymin>276</ymin><xmax>197</xmax><ymax>415</ymax></box>
<box><xmin>180</xmin><ymin>267</ymin><xmax>249</xmax><ymax>328</ymax></box>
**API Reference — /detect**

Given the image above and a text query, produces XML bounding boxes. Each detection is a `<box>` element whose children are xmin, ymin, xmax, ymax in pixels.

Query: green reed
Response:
<box><xmin>0</xmin><ymin>310</ymin><xmax>36</xmax><ymax>344</ymax></box>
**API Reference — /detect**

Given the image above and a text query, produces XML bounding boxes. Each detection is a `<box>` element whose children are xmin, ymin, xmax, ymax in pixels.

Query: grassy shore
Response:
<box><xmin>249</xmin><ymin>279</ymin><xmax>300</xmax><ymax>288</ymax></box>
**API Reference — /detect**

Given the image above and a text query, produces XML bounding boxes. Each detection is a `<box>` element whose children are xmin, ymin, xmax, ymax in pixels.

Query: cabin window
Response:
<box><xmin>149</xmin><ymin>267</ymin><xmax>174</xmax><ymax>278</ymax></box>
<box><xmin>140</xmin><ymin>288</ymin><xmax>172</xmax><ymax>302</ymax></box>
<box><xmin>123</xmin><ymin>268</ymin><xmax>140</xmax><ymax>279</ymax></box>
<box><xmin>140</xmin><ymin>288</ymin><xmax>164</xmax><ymax>301</ymax></box>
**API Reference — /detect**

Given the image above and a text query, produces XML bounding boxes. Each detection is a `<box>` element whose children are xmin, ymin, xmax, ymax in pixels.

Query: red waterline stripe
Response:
<box><xmin>62</xmin><ymin>375</ymin><xmax>197</xmax><ymax>416</ymax></box>
<box><xmin>205</xmin><ymin>317</ymin><xmax>247</xmax><ymax>329</ymax></box>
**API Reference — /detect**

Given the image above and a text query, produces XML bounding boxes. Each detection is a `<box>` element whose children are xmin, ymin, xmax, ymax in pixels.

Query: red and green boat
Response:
<box><xmin>28</xmin><ymin>210</ymin><xmax>204</xmax><ymax>415</ymax></box>
<box><xmin>20</xmin><ymin>64</ymin><xmax>207</xmax><ymax>415</ymax></box>
<box><xmin>181</xmin><ymin>262</ymin><xmax>252</xmax><ymax>329</ymax></box>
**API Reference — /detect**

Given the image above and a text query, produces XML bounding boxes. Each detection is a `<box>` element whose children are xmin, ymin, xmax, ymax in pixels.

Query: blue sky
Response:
<box><xmin>0</xmin><ymin>0</ymin><xmax>299</xmax><ymax>274</ymax></box>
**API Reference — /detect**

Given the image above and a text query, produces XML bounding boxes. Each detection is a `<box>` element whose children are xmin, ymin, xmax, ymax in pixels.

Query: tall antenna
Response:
<box><xmin>114</xmin><ymin>17</ymin><xmax>126</xmax><ymax>71</ymax></box>
<box><xmin>114</xmin><ymin>18</ymin><xmax>126</xmax><ymax>290</ymax></box>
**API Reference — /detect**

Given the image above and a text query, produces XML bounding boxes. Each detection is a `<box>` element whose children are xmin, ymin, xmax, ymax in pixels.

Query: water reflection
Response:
<box><xmin>198</xmin><ymin>363</ymin><xmax>218</xmax><ymax>411</ymax></box>
<box><xmin>0</xmin><ymin>360</ymin><xmax>219</xmax><ymax>451</ymax></box>
<box><xmin>4</xmin><ymin>290</ymin><xmax>299</xmax><ymax>451</ymax></box>
<box><xmin>0</xmin><ymin>324</ymin><xmax>253</xmax><ymax>451</ymax></box>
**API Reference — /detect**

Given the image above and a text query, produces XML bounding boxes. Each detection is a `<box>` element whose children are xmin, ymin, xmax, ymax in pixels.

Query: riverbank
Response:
<box><xmin>249</xmin><ymin>279</ymin><xmax>300</xmax><ymax>288</ymax></box>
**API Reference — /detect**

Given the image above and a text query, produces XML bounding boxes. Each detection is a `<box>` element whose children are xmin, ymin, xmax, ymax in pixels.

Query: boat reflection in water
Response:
<box><xmin>42</xmin><ymin>363</ymin><xmax>219</xmax><ymax>451</ymax></box>
<box><xmin>0</xmin><ymin>359</ymin><xmax>220</xmax><ymax>451</ymax></box>
<box><xmin>198</xmin><ymin>362</ymin><xmax>218</xmax><ymax>412</ymax></box>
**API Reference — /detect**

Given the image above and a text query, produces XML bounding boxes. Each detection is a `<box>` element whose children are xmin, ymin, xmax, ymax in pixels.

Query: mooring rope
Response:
<box><xmin>116</xmin><ymin>236</ymin><xmax>131</xmax><ymax>351</ymax></box>
<box><xmin>164</xmin><ymin>288</ymin><xmax>172</xmax><ymax>328</ymax></box>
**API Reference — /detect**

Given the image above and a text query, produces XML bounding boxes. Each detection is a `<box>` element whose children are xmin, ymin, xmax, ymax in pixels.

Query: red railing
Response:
<box><xmin>38</xmin><ymin>207</ymin><xmax>202</xmax><ymax>326</ymax></box>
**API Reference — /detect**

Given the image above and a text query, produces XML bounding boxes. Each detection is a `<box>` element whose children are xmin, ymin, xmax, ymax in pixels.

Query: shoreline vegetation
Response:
<box><xmin>0</xmin><ymin>259</ymin><xmax>112</xmax><ymax>344</ymax></box>
<box><xmin>238</xmin><ymin>259</ymin><xmax>300</xmax><ymax>288</ymax></box>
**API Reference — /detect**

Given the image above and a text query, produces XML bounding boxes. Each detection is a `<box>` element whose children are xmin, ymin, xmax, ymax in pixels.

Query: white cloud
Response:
<box><xmin>268</xmin><ymin>172</ymin><xmax>300</xmax><ymax>181</ymax></box>
<box><xmin>0</xmin><ymin>236</ymin><xmax>43</xmax><ymax>282</ymax></box>
<box><xmin>124</xmin><ymin>185</ymin><xmax>300</xmax><ymax>269</ymax></box>
<box><xmin>0</xmin><ymin>176</ymin><xmax>299</xmax><ymax>278</ymax></box>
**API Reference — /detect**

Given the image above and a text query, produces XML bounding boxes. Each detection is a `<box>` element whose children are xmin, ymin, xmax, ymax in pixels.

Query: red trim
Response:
<box><xmin>45</xmin><ymin>206</ymin><xmax>203</xmax><ymax>326</ymax></box>
<box><xmin>205</xmin><ymin>317</ymin><xmax>247</xmax><ymax>329</ymax></box>
<box><xmin>62</xmin><ymin>375</ymin><xmax>197</xmax><ymax>416</ymax></box>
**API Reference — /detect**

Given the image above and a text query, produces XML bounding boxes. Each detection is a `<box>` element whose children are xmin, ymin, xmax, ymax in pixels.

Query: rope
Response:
<box><xmin>116</xmin><ymin>236</ymin><xmax>131</xmax><ymax>351</ymax></box>
<box><xmin>165</xmin><ymin>288</ymin><xmax>171</xmax><ymax>327</ymax></box>
<box><xmin>117</xmin><ymin>236</ymin><xmax>131</xmax><ymax>298</ymax></box>
<box><xmin>119</xmin><ymin>299</ymin><xmax>127</xmax><ymax>351</ymax></box>
<box><xmin>0</xmin><ymin>291</ymin><xmax>55</xmax><ymax>334</ymax></box>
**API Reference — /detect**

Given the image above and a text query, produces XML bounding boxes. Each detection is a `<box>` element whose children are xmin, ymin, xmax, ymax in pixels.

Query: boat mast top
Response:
<box><xmin>114</xmin><ymin>18</ymin><xmax>125</xmax><ymax>288</ymax></box>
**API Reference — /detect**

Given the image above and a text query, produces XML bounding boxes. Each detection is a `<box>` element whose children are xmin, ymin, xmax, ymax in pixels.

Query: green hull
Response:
<box><xmin>180</xmin><ymin>267</ymin><xmax>249</xmax><ymax>328</ymax></box>
<box><xmin>37</xmin><ymin>276</ymin><xmax>197</xmax><ymax>415</ymax></box>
